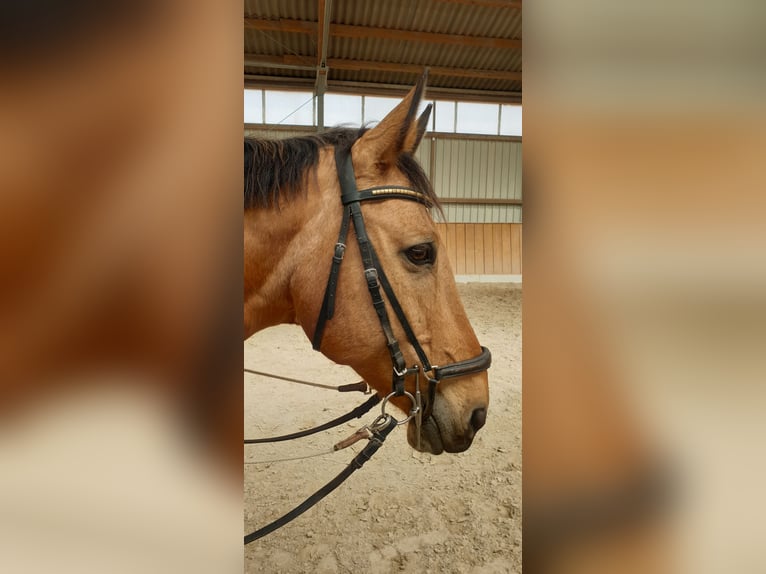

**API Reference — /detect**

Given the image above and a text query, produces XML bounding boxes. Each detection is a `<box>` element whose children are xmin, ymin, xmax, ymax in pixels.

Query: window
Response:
<box><xmin>244</xmin><ymin>89</ymin><xmax>522</xmax><ymax>137</ymax></box>
<box><xmin>324</xmin><ymin>94</ymin><xmax>362</xmax><ymax>127</ymax></box>
<box><xmin>434</xmin><ymin>100</ymin><xmax>455</xmax><ymax>132</ymax></box>
<box><xmin>362</xmin><ymin>96</ymin><xmax>399</xmax><ymax>125</ymax></box>
<box><xmin>456</xmin><ymin>102</ymin><xmax>499</xmax><ymax>135</ymax></box>
<box><xmin>244</xmin><ymin>89</ymin><xmax>262</xmax><ymax>124</ymax></box>
<box><xmin>264</xmin><ymin>90</ymin><xmax>314</xmax><ymax>125</ymax></box>
<box><xmin>500</xmin><ymin>104</ymin><xmax>522</xmax><ymax>136</ymax></box>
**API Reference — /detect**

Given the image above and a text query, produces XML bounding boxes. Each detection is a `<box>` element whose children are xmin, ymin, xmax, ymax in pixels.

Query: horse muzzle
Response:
<box><xmin>407</xmin><ymin>409</ymin><xmax>486</xmax><ymax>454</ymax></box>
<box><xmin>407</xmin><ymin>397</ymin><xmax>489</xmax><ymax>455</ymax></box>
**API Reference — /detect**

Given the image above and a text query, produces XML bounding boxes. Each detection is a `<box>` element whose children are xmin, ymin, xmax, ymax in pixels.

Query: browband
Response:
<box><xmin>343</xmin><ymin>186</ymin><xmax>433</xmax><ymax>207</ymax></box>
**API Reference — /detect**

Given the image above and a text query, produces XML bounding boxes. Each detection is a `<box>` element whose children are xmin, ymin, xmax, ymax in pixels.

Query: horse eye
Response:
<box><xmin>405</xmin><ymin>243</ymin><xmax>435</xmax><ymax>265</ymax></box>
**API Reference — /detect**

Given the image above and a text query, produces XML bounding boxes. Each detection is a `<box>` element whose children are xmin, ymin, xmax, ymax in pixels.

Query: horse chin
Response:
<box><xmin>407</xmin><ymin>415</ymin><xmax>478</xmax><ymax>454</ymax></box>
<box><xmin>406</xmin><ymin>418</ymin><xmax>444</xmax><ymax>455</ymax></box>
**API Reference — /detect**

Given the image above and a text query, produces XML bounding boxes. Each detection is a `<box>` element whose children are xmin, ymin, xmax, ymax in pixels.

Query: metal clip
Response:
<box><xmin>369</xmin><ymin>413</ymin><xmax>392</xmax><ymax>433</ymax></box>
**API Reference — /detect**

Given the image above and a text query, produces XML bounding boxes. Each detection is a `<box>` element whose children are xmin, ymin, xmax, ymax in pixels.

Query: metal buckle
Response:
<box><xmin>364</xmin><ymin>268</ymin><xmax>379</xmax><ymax>289</ymax></box>
<box><xmin>333</xmin><ymin>242</ymin><xmax>346</xmax><ymax>262</ymax></box>
<box><xmin>394</xmin><ymin>364</ymin><xmax>421</xmax><ymax>379</ymax></box>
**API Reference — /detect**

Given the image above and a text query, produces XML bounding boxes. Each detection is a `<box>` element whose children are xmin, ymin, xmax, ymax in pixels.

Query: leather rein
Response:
<box><xmin>312</xmin><ymin>146</ymin><xmax>492</xmax><ymax>425</ymax></box>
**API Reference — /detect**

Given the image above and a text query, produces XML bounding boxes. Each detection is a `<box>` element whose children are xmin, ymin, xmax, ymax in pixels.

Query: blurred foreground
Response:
<box><xmin>525</xmin><ymin>1</ymin><xmax>766</xmax><ymax>572</ymax></box>
<box><xmin>0</xmin><ymin>2</ymin><xmax>243</xmax><ymax>572</ymax></box>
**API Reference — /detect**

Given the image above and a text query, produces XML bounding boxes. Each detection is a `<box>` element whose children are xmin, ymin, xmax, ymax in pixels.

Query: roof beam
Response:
<box><xmin>243</xmin><ymin>18</ymin><xmax>316</xmax><ymax>34</ymax></box>
<box><xmin>244</xmin><ymin>54</ymin><xmax>315</xmax><ymax>71</ymax></box>
<box><xmin>330</xmin><ymin>23</ymin><xmax>520</xmax><ymax>50</ymax></box>
<box><xmin>433</xmin><ymin>0</ymin><xmax>522</xmax><ymax>8</ymax></box>
<box><xmin>326</xmin><ymin>58</ymin><xmax>521</xmax><ymax>82</ymax></box>
<box><xmin>244</xmin><ymin>54</ymin><xmax>521</xmax><ymax>82</ymax></box>
<box><xmin>244</xmin><ymin>18</ymin><xmax>521</xmax><ymax>50</ymax></box>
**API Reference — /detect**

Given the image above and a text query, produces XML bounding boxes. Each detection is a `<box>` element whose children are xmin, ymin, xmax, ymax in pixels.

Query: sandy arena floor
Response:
<box><xmin>244</xmin><ymin>283</ymin><xmax>521</xmax><ymax>573</ymax></box>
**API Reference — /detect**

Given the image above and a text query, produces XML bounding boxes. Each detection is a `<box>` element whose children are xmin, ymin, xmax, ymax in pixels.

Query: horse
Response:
<box><xmin>243</xmin><ymin>74</ymin><xmax>490</xmax><ymax>454</ymax></box>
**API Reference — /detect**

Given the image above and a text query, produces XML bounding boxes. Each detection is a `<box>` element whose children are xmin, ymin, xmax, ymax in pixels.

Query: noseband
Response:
<box><xmin>312</xmin><ymin>146</ymin><xmax>491</xmax><ymax>423</ymax></box>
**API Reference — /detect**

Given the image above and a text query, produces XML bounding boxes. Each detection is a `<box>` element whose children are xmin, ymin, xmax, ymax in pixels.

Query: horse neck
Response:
<box><xmin>244</xmin><ymin>167</ymin><xmax>333</xmax><ymax>338</ymax></box>
<box><xmin>243</xmin><ymin>206</ymin><xmax>301</xmax><ymax>336</ymax></box>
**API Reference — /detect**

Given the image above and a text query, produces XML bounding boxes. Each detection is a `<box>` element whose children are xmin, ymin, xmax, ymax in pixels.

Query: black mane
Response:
<box><xmin>244</xmin><ymin>128</ymin><xmax>440</xmax><ymax>211</ymax></box>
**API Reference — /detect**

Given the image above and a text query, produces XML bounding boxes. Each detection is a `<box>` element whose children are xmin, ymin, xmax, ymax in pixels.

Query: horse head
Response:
<box><xmin>244</xmin><ymin>73</ymin><xmax>490</xmax><ymax>454</ymax></box>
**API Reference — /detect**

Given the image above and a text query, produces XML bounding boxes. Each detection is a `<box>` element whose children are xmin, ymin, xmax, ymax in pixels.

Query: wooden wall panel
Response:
<box><xmin>455</xmin><ymin>224</ymin><xmax>466</xmax><ymax>274</ymax></box>
<box><xmin>483</xmin><ymin>225</ymin><xmax>494</xmax><ymax>272</ymax></box>
<box><xmin>473</xmin><ymin>227</ymin><xmax>484</xmax><ymax>275</ymax></box>
<box><xmin>492</xmin><ymin>224</ymin><xmax>503</xmax><ymax>273</ymax></box>
<box><xmin>465</xmin><ymin>224</ymin><xmax>475</xmax><ymax>274</ymax></box>
<box><xmin>501</xmin><ymin>225</ymin><xmax>512</xmax><ymax>274</ymax></box>
<box><xmin>511</xmin><ymin>223</ymin><xmax>522</xmax><ymax>275</ymax></box>
<box><xmin>435</xmin><ymin>223</ymin><xmax>522</xmax><ymax>276</ymax></box>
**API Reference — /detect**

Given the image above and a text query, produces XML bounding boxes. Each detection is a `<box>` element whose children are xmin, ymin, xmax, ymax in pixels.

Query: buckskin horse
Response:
<box><xmin>243</xmin><ymin>74</ymin><xmax>491</xmax><ymax>454</ymax></box>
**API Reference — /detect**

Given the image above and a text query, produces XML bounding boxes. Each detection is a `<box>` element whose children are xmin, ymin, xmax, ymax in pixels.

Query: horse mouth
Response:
<box><xmin>407</xmin><ymin>417</ymin><xmax>444</xmax><ymax>455</ymax></box>
<box><xmin>407</xmin><ymin>415</ymin><xmax>478</xmax><ymax>455</ymax></box>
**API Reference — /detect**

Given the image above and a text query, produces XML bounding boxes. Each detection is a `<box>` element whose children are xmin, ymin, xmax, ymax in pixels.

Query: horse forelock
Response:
<box><xmin>243</xmin><ymin>128</ymin><xmax>441</xmax><ymax>213</ymax></box>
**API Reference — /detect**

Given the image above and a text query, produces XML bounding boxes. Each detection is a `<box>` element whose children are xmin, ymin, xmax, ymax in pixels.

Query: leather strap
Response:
<box><xmin>337</xmin><ymin>149</ymin><xmax>407</xmax><ymax>395</ymax></box>
<box><xmin>434</xmin><ymin>346</ymin><xmax>492</xmax><ymax>380</ymax></box>
<box><xmin>351</xmin><ymin>186</ymin><xmax>432</xmax><ymax>206</ymax></box>
<box><xmin>244</xmin><ymin>394</ymin><xmax>380</xmax><ymax>444</ymax></box>
<box><xmin>312</xmin><ymin>205</ymin><xmax>351</xmax><ymax>350</ymax></box>
<box><xmin>422</xmin><ymin>346</ymin><xmax>492</xmax><ymax>419</ymax></box>
<box><xmin>371</xmin><ymin>249</ymin><xmax>433</xmax><ymax>372</ymax></box>
<box><xmin>244</xmin><ymin>415</ymin><xmax>397</xmax><ymax>544</ymax></box>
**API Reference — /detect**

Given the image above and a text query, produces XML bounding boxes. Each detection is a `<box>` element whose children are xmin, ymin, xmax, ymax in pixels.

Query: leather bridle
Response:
<box><xmin>244</xmin><ymin>145</ymin><xmax>493</xmax><ymax>545</ymax></box>
<box><xmin>312</xmin><ymin>145</ymin><xmax>491</xmax><ymax>425</ymax></box>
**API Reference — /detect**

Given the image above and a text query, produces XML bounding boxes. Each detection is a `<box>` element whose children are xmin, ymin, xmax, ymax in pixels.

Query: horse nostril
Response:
<box><xmin>469</xmin><ymin>408</ymin><xmax>487</xmax><ymax>432</ymax></box>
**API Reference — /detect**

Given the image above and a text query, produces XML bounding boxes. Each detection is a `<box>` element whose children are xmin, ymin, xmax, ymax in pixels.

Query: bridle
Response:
<box><xmin>244</xmin><ymin>144</ymin><xmax>492</xmax><ymax>545</ymax></box>
<box><xmin>312</xmin><ymin>145</ymin><xmax>492</xmax><ymax>427</ymax></box>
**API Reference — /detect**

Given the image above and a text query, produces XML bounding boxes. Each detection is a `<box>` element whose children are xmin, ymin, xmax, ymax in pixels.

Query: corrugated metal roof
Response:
<box><xmin>244</xmin><ymin>0</ymin><xmax>522</xmax><ymax>102</ymax></box>
<box><xmin>333</xmin><ymin>0</ymin><xmax>521</xmax><ymax>39</ymax></box>
<box><xmin>245</xmin><ymin>31</ymin><xmax>315</xmax><ymax>59</ymax></box>
<box><xmin>245</xmin><ymin>67</ymin><xmax>315</xmax><ymax>81</ymax></box>
<box><xmin>244</xmin><ymin>0</ymin><xmax>317</xmax><ymax>22</ymax></box>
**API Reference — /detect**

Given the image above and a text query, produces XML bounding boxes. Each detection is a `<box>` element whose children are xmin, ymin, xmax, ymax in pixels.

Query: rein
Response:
<box><xmin>244</xmin><ymin>394</ymin><xmax>380</xmax><ymax>444</ymax></box>
<box><xmin>243</xmin><ymin>368</ymin><xmax>371</xmax><ymax>394</ymax></box>
<box><xmin>244</xmin><ymin>414</ymin><xmax>398</xmax><ymax>544</ymax></box>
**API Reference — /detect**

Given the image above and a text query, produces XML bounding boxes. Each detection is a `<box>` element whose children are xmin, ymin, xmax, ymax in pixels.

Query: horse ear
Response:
<box><xmin>355</xmin><ymin>70</ymin><xmax>429</xmax><ymax>165</ymax></box>
<box><xmin>404</xmin><ymin>103</ymin><xmax>432</xmax><ymax>153</ymax></box>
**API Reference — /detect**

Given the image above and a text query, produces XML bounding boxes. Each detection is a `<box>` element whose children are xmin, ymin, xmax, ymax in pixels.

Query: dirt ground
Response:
<box><xmin>244</xmin><ymin>283</ymin><xmax>521</xmax><ymax>573</ymax></box>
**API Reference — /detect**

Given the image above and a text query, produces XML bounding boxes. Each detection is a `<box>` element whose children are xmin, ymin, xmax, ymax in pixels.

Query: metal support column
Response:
<box><xmin>315</xmin><ymin>0</ymin><xmax>332</xmax><ymax>131</ymax></box>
